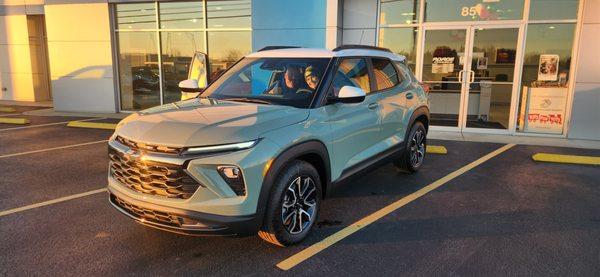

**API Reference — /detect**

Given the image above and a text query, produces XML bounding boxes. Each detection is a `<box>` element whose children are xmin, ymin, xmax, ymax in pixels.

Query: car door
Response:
<box><xmin>323</xmin><ymin>57</ymin><xmax>383</xmax><ymax>178</ymax></box>
<box><xmin>373</xmin><ymin>58</ymin><xmax>411</xmax><ymax>146</ymax></box>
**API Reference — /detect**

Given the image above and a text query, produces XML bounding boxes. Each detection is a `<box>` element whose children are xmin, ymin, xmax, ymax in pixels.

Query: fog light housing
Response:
<box><xmin>217</xmin><ymin>166</ymin><xmax>246</xmax><ymax>196</ymax></box>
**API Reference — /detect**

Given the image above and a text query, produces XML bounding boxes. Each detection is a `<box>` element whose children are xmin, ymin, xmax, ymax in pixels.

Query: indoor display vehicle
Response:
<box><xmin>107</xmin><ymin>45</ymin><xmax>430</xmax><ymax>246</ymax></box>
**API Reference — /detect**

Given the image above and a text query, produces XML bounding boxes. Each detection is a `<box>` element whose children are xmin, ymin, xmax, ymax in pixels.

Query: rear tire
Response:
<box><xmin>258</xmin><ymin>160</ymin><xmax>322</xmax><ymax>246</ymax></box>
<box><xmin>394</xmin><ymin>121</ymin><xmax>426</xmax><ymax>173</ymax></box>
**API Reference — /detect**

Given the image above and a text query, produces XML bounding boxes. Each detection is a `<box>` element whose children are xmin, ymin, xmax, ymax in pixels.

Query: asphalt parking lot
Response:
<box><xmin>1</xmin><ymin>106</ymin><xmax>599</xmax><ymax>276</ymax></box>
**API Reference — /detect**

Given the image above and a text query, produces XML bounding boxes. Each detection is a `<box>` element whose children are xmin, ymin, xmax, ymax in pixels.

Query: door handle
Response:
<box><xmin>406</xmin><ymin>92</ymin><xmax>414</xmax><ymax>99</ymax></box>
<box><xmin>368</xmin><ymin>102</ymin><xmax>379</xmax><ymax>110</ymax></box>
<box><xmin>458</xmin><ymin>70</ymin><xmax>464</xmax><ymax>83</ymax></box>
<box><xmin>469</xmin><ymin>70</ymin><xmax>475</xmax><ymax>83</ymax></box>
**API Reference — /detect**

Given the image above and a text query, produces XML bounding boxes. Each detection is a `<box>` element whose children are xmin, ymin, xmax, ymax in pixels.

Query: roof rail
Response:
<box><xmin>332</xmin><ymin>44</ymin><xmax>391</xmax><ymax>52</ymax></box>
<box><xmin>257</xmin><ymin>46</ymin><xmax>301</xmax><ymax>52</ymax></box>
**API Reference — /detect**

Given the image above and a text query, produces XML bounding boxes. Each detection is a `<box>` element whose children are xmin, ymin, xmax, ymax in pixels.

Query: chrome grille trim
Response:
<box><xmin>116</xmin><ymin>135</ymin><xmax>182</xmax><ymax>154</ymax></box>
<box><xmin>108</xmin><ymin>146</ymin><xmax>201</xmax><ymax>199</ymax></box>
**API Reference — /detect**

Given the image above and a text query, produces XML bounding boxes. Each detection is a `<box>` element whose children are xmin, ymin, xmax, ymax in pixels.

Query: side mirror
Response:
<box><xmin>179</xmin><ymin>79</ymin><xmax>202</xmax><ymax>92</ymax></box>
<box><xmin>179</xmin><ymin>79</ymin><xmax>204</xmax><ymax>100</ymax></box>
<box><xmin>330</xmin><ymin>86</ymin><xmax>366</xmax><ymax>104</ymax></box>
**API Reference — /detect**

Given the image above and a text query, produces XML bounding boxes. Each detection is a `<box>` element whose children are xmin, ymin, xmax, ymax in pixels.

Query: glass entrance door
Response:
<box><xmin>421</xmin><ymin>28</ymin><xmax>468</xmax><ymax>128</ymax></box>
<box><xmin>421</xmin><ymin>25</ymin><xmax>521</xmax><ymax>131</ymax></box>
<box><xmin>463</xmin><ymin>27</ymin><xmax>519</xmax><ymax>130</ymax></box>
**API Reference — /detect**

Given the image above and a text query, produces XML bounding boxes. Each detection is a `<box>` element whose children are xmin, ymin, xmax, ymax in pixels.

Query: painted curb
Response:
<box><xmin>67</xmin><ymin>121</ymin><xmax>117</xmax><ymax>130</ymax></box>
<box><xmin>0</xmin><ymin>107</ymin><xmax>16</xmax><ymax>113</ymax></box>
<box><xmin>0</xmin><ymin>117</ymin><xmax>30</xmax><ymax>124</ymax></box>
<box><xmin>532</xmin><ymin>153</ymin><xmax>600</xmax><ymax>166</ymax></box>
<box><xmin>426</xmin><ymin>145</ymin><xmax>447</xmax><ymax>154</ymax></box>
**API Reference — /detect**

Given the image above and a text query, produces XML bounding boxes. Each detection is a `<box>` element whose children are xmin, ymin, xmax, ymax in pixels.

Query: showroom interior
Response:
<box><xmin>0</xmin><ymin>0</ymin><xmax>598</xmax><ymax>140</ymax></box>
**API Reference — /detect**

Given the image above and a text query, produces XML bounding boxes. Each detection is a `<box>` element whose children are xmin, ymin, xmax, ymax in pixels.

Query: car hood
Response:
<box><xmin>115</xmin><ymin>98</ymin><xmax>308</xmax><ymax>147</ymax></box>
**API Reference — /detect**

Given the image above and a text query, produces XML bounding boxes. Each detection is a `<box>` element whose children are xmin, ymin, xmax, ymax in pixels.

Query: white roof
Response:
<box><xmin>246</xmin><ymin>47</ymin><xmax>405</xmax><ymax>62</ymax></box>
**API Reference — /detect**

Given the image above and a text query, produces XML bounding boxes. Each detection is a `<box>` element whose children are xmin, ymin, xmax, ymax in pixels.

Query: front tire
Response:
<box><xmin>394</xmin><ymin>121</ymin><xmax>426</xmax><ymax>173</ymax></box>
<box><xmin>258</xmin><ymin>160</ymin><xmax>322</xmax><ymax>246</ymax></box>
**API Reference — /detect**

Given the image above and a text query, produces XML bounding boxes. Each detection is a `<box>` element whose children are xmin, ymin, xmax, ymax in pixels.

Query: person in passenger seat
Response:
<box><xmin>304</xmin><ymin>65</ymin><xmax>321</xmax><ymax>90</ymax></box>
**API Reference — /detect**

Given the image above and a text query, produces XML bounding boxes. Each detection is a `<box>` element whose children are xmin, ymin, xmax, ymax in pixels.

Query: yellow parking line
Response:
<box><xmin>0</xmin><ymin>107</ymin><xmax>16</xmax><ymax>112</ymax></box>
<box><xmin>67</xmin><ymin>121</ymin><xmax>117</xmax><ymax>130</ymax></box>
<box><xmin>0</xmin><ymin>188</ymin><xmax>106</xmax><ymax>217</ymax></box>
<box><xmin>0</xmin><ymin>117</ymin><xmax>30</xmax><ymax>124</ymax></box>
<box><xmin>532</xmin><ymin>153</ymin><xmax>600</xmax><ymax>166</ymax></box>
<box><xmin>426</xmin><ymin>145</ymin><xmax>447</xmax><ymax>154</ymax></box>
<box><xmin>276</xmin><ymin>143</ymin><xmax>516</xmax><ymax>271</ymax></box>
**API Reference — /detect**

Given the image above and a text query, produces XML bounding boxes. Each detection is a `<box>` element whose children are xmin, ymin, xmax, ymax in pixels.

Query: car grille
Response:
<box><xmin>108</xmin><ymin>147</ymin><xmax>200</xmax><ymax>199</ymax></box>
<box><xmin>116</xmin><ymin>135</ymin><xmax>181</xmax><ymax>154</ymax></box>
<box><xmin>111</xmin><ymin>194</ymin><xmax>182</xmax><ymax>227</ymax></box>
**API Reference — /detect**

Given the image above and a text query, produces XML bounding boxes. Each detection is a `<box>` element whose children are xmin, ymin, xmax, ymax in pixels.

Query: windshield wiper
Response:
<box><xmin>221</xmin><ymin>97</ymin><xmax>272</xmax><ymax>105</ymax></box>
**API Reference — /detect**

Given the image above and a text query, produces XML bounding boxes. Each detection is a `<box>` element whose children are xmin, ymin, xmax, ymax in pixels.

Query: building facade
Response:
<box><xmin>1</xmin><ymin>0</ymin><xmax>598</xmax><ymax>140</ymax></box>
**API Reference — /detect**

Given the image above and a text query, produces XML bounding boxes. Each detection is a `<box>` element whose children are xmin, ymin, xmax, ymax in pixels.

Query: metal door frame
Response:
<box><xmin>419</xmin><ymin>23</ymin><xmax>523</xmax><ymax>133</ymax></box>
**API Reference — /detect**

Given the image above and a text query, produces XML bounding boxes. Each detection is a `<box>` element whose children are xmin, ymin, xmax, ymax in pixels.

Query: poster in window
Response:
<box><xmin>538</xmin><ymin>54</ymin><xmax>559</xmax><ymax>81</ymax></box>
<box><xmin>432</xmin><ymin>57</ymin><xmax>454</xmax><ymax>74</ymax></box>
<box><xmin>496</xmin><ymin>48</ymin><xmax>516</xmax><ymax>64</ymax></box>
<box><xmin>477</xmin><ymin>57</ymin><xmax>488</xmax><ymax>70</ymax></box>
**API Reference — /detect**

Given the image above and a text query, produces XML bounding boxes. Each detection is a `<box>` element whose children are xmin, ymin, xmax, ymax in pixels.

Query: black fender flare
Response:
<box><xmin>408</xmin><ymin>106</ymin><xmax>430</xmax><ymax>131</ymax></box>
<box><xmin>254</xmin><ymin>139</ymin><xmax>331</xmax><ymax>224</ymax></box>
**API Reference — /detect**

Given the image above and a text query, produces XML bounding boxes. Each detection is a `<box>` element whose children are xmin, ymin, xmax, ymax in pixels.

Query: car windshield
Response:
<box><xmin>202</xmin><ymin>57</ymin><xmax>331</xmax><ymax>108</ymax></box>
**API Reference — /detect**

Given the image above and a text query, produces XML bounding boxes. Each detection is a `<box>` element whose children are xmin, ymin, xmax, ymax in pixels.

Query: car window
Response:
<box><xmin>394</xmin><ymin>61</ymin><xmax>413</xmax><ymax>87</ymax></box>
<box><xmin>330</xmin><ymin>58</ymin><xmax>371</xmax><ymax>96</ymax></box>
<box><xmin>202</xmin><ymin>57</ymin><xmax>330</xmax><ymax>108</ymax></box>
<box><xmin>372</xmin><ymin>58</ymin><xmax>400</xmax><ymax>90</ymax></box>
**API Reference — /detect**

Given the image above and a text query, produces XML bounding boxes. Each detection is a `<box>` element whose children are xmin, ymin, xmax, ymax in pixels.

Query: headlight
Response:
<box><xmin>182</xmin><ymin>140</ymin><xmax>258</xmax><ymax>155</ymax></box>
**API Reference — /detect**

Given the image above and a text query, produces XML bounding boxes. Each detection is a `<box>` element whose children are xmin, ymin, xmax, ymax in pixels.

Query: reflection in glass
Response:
<box><xmin>379</xmin><ymin>0</ymin><xmax>420</xmax><ymax>26</ymax></box>
<box><xmin>159</xmin><ymin>1</ymin><xmax>204</xmax><ymax>29</ymax></box>
<box><xmin>425</xmin><ymin>0</ymin><xmax>524</xmax><ymax>22</ymax></box>
<box><xmin>161</xmin><ymin>32</ymin><xmax>205</xmax><ymax>104</ymax></box>
<box><xmin>207</xmin><ymin>0</ymin><xmax>251</xmax><ymax>28</ymax></box>
<box><xmin>378</xmin><ymin>27</ymin><xmax>418</xmax><ymax>71</ymax></box>
<box><xmin>116</xmin><ymin>3</ymin><xmax>157</xmax><ymax>29</ymax></box>
<box><xmin>529</xmin><ymin>0</ymin><xmax>579</xmax><ymax>20</ymax></box>
<box><xmin>118</xmin><ymin>32</ymin><xmax>160</xmax><ymax>110</ymax></box>
<box><xmin>207</xmin><ymin>31</ymin><xmax>251</xmax><ymax>81</ymax></box>
<box><xmin>422</xmin><ymin>29</ymin><xmax>466</xmax><ymax>127</ymax></box>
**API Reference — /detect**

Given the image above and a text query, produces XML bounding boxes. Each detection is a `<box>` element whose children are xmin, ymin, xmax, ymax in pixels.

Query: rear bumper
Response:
<box><xmin>108</xmin><ymin>187</ymin><xmax>261</xmax><ymax>236</ymax></box>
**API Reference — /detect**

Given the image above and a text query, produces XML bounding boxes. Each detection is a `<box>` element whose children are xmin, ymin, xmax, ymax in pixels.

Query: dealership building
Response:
<box><xmin>0</xmin><ymin>0</ymin><xmax>599</xmax><ymax>140</ymax></box>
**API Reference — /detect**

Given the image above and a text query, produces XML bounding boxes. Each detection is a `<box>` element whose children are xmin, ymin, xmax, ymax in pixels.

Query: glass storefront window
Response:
<box><xmin>207</xmin><ymin>31</ymin><xmax>251</xmax><ymax>80</ymax></box>
<box><xmin>206</xmin><ymin>0</ymin><xmax>251</xmax><ymax>29</ymax></box>
<box><xmin>116</xmin><ymin>3</ymin><xmax>156</xmax><ymax>29</ymax></box>
<box><xmin>159</xmin><ymin>1</ymin><xmax>204</xmax><ymax>29</ymax></box>
<box><xmin>425</xmin><ymin>0</ymin><xmax>524</xmax><ymax>22</ymax></box>
<box><xmin>521</xmin><ymin>24</ymin><xmax>575</xmax><ymax>88</ymax></box>
<box><xmin>115</xmin><ymin>1</ymin><xmax>252</xmax><ymax>110</ymax></box>
<box><xmin>161</xmin><ymin>32</ymin><xmax>205</xmax><ymax>104</ymax></box>
<box><xmin>517</xmin><ymin>23</ymin><xmax>575</xmax><ymax>134</ymax></box>
<box><xmin>117</xmin><ymin>32</ymin><xmax>160</xmax><ymax>110</ymax></box>
<box><xmin>529</xmin><ymin>0</ymin><xmax>579</xmax><ymax>20</ymax></box>
<box><xmin>378</xmin><ymin>27</ymin><xmax>418</xmax><ymax>72</ymax></box>
<box><xmin>379</xmin><ymin>0</ymin><xmax>420</xmax><ymax>26</ymax></box>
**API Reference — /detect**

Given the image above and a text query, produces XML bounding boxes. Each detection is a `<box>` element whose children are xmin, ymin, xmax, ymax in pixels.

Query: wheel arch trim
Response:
<box><xmin>255</xmin><ymin>139</ymin><xmax>331</xmax><ymax>223</ymax></box>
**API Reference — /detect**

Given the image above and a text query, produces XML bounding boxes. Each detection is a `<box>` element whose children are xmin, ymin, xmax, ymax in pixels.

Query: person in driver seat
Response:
<box><xmin>266</xmin><ymin>65</ymin><xmax>306</xmax><ymax>95</ymax></box>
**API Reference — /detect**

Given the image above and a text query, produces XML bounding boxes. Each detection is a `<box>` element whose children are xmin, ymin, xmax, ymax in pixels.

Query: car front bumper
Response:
<box><xmin>108</xmin><ymin>186</ymin><xmax>260</xmax><ymax>236</ymax></box>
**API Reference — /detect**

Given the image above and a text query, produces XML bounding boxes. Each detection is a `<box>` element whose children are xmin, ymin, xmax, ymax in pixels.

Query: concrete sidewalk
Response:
<box><xmin>430</xmin><ymin>130</ymin><xmax>600</xmax><ymax>150</ymax></box>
